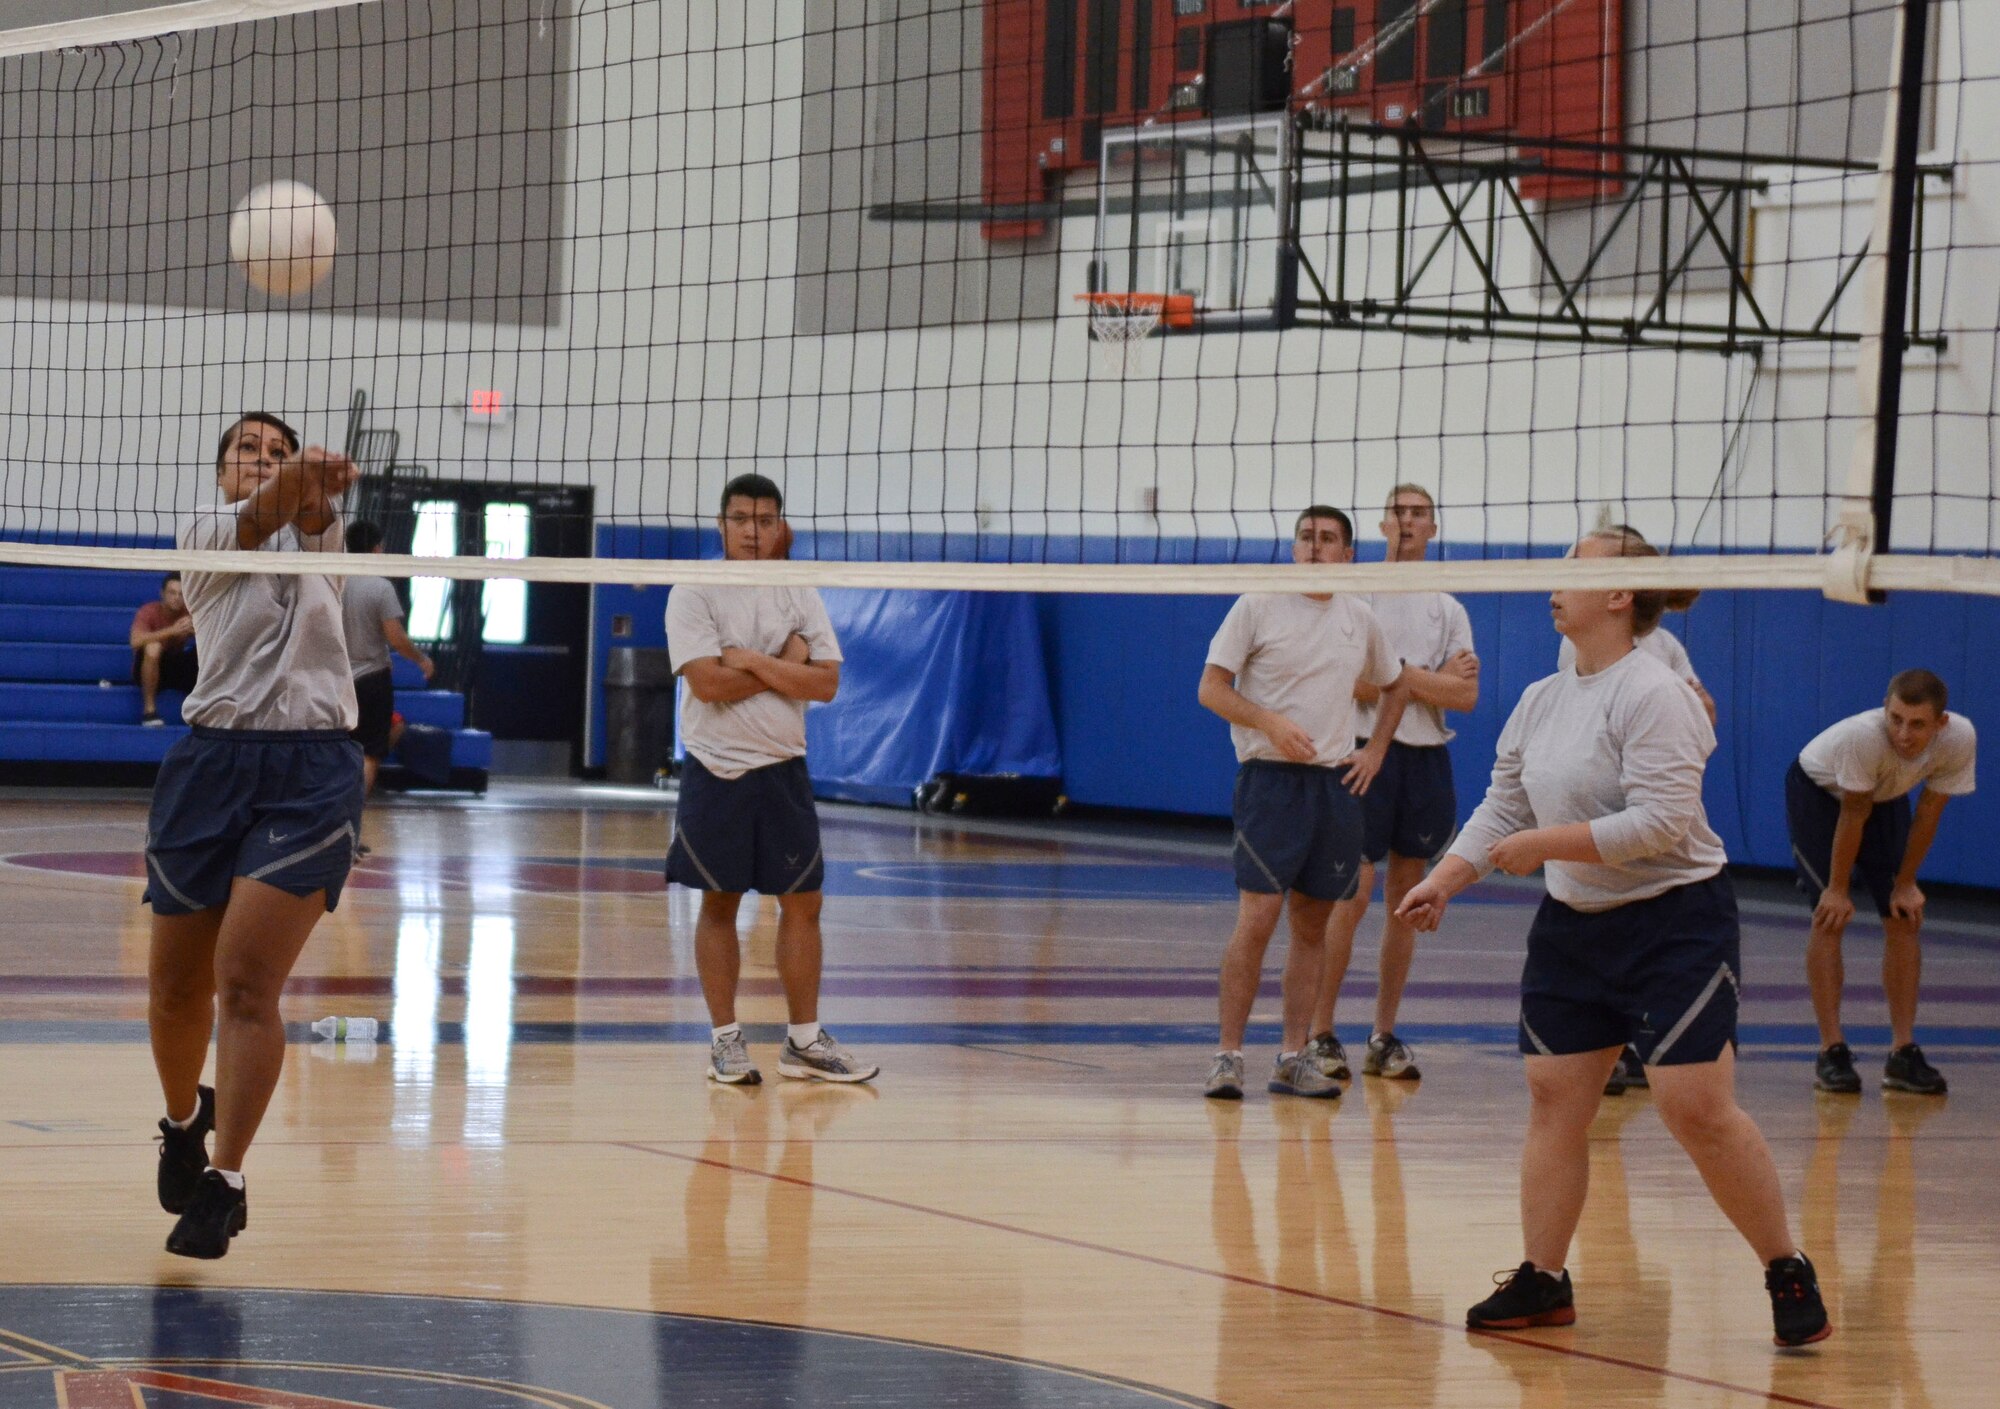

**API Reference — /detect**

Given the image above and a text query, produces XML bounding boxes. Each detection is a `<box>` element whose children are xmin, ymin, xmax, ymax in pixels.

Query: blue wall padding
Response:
<box><xmin>807</xmin><ymin>590</ymin><xmax>1062</xmax><ymax>806</ymax></box>
<box><xmin>1038</xmin><ymin>593</ymin><xmax>1236</xmax><ymax>815</ymax></box>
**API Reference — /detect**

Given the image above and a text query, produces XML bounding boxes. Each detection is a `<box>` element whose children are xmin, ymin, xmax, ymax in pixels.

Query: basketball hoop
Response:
<box><xmin>1076</xmin><ymin>292</ymin><xmax>1196</xmax><ymax>375</ymax></box>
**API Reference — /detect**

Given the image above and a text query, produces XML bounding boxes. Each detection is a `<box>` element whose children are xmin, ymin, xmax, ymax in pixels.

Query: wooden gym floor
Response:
<box><xmin>0</xmin><ymin>783</ymin><xmax>1994</xmax><ymax>1408</ymax></box>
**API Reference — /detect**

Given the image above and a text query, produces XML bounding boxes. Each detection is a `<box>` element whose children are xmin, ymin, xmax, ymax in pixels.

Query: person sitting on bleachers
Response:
<box><xmin>130</xmin><ymin>572</ymin><xmax>198</xmax><ymax>726</ymax></box>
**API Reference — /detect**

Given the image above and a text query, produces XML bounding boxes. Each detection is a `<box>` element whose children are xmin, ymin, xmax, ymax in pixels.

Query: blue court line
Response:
<box><xmin>4</xmin><ymin>1019</ymin><xmax>1998</xmax><ymax>1048</ymax></box>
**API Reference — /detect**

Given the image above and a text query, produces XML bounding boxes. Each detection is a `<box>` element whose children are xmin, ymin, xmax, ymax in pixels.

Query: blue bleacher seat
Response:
<box><xmin>0</xmin><ymin>643</ymin><xmax>133</xmax><ymax>683</ymax></box>
<box><xmin>0</xmin><ymin>563</ymin><xmax>490</xmax><ymax>786</ymax></box>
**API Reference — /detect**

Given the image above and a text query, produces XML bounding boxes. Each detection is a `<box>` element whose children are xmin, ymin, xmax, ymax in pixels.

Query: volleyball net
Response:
<box><xmin>0</xmin><ymin>0</ymin><xmax>1994</xmax><ymax>600</ymax></box>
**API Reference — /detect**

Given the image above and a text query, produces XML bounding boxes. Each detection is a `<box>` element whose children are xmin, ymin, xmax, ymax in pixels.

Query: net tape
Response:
<box><xmin>3</xmin><ymin>538</ymin><xmax>1996</xmax><ymax>599</ymax></box>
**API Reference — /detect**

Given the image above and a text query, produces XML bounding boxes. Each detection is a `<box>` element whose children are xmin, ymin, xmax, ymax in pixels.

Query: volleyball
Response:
<box><xmin>228</xmin><ymin>180</ymin><xmax>336</xmax><ymax>296</ymax></box>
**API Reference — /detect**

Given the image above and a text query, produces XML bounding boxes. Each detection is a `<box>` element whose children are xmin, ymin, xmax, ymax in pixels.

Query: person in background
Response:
<box><xmin>1197</xmin><ymin>505</ymin><xmax>1409</xmax><ymax>1102</ymax></box>
<box><xmin>1790</xmin><ymin>669</ymin><xmax>1975</xmax><ymax>1097</ymax></box>
<box><xmin>341</xmin><ymin>521</ymin><xmax>434</xmax><ymax>855</ymax></box>
<box><xmin>665</xmin><ymin>473</ymin><xmax>877</xmax><ymax>1086</ymax></box>
<box><xmin>1309</xmin><ymin>484</ymin><xmax>1477</xmax><ymax>1085</ymax></box>
<box><xmin>131</xmin><ymin>572</ymin><xmax>198</xmax><ymax>725</ymax></box>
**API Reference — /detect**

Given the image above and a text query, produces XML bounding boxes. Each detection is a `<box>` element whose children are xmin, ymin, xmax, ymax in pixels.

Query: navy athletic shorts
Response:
<box><xmin>1784</xmin><ymin>759</ymin><xmax>1912</xmax><ymax>918</ymax></box>
<box><xmin>666</xmin><ymin>754</ymin><xmax>825</xmax><ymax>896</ymax></box>
<box><xmin>1518</xmin><ymin>873</ymin><xmax>1740</xmax><ymax>1067</ymax></box>
<box><xmin>1357</xmin><ymin>738</ymin><xmax>1458</xmax><ymax>864</ymax></box>
<box><xmin>144</xmin><ymin>727</ymin><xmax>366</xmax><ymax>915</ymax></box>
<box><xmin>1231</xmin><ymin>760</ymin><xmax>1364</xmax><ymax>902</ymax></box>
<box><xmin>351</xmin><ymin>668</ymin><xmax>396</xmax><ymax>760</ymax></box>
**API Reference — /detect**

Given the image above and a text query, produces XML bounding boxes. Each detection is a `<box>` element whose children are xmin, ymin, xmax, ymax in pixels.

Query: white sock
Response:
<box><xmin>166</xmin><ymin>1104</ymin><xmax>200</xmax><ymax>1130</ymax></box>
<box><xmin>711</xmin><ymin>1023</ymin><xmax>741</xmax><ymax>1042</ymax></box>
<box><xmin>788</xmin><ymin>1022</ymin><xmax>823</xmax><ymax>1047</ymax></box>
<box><xmin>208</xmin><ymin>1166</ymin><xmax>245</xmax><ymax>1191</ymax></box>
<box><xmin>1217</xmin><ymin>1048</ymin><xmax>1243</xmax><ymax>1059</ymax></box>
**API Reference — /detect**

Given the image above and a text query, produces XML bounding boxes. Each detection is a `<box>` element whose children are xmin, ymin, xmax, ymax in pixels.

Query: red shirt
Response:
<box><xmin>132</xmin><ymin>600</ymin><xmax>192</xmax><ymax>650</ymax></box>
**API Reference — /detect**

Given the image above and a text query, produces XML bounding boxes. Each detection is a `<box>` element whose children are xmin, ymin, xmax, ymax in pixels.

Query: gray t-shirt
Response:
<box><xmin>178</xmin><ymin>499</ymin><xmax>357</xmax><ymax>732</ymax></box>
<box><xmin>666</xmin><ymin>583</ymin><xmax>843</xmax><ymax>779</ymax></box>
<box><xmin>1356</xmin><ymin>590</ymin><xmax>1476</xmax><ymax>747</ymax></box>
<box><xmin>1205</xmin><ymin>593</ymin><xmax>1402</xmax><ymax>766</ymax></box>
<box><xmin>1559</xmin><ymin>626</ymin><xmax>1698</xmax><ymax>685</ymax></box>
<box><xmin>341</xmin><ymin>574</ymin><xmax>404</xmax><ymax>680</ymax></box>
<box><xmin>1449</xmin><ymin>649</ymin><xmax>1726</xmax><ymax>912</ymax></box>
<box><xmin>1797</xmin><ymin>709</ymin><xmax>1977</xmax><ymax>802</ymax></box>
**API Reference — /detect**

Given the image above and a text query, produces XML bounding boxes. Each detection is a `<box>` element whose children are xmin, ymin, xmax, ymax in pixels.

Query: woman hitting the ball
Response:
<box><xmin>1396</xmin><ymin>526</ymin><xmax>1831</xmax><ymax>1348</ymax></box>
<box><xmin>145</xmin><ymin>412</ymin><xmax>365</xmax><ymax>1259</ymax></box>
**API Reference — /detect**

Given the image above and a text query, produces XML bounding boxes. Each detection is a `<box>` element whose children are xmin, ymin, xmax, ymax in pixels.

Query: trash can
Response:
<box><xmin>603</xmin><ymin>647</ymin><xmax>676</xmax><ymax>785</ymax></box>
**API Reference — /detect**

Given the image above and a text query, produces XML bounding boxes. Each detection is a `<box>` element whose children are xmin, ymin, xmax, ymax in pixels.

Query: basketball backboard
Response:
<box><xmin>1091</xmin><ymin>113</ymin><xmax>1296</xmax><ymax>332</ymax></box>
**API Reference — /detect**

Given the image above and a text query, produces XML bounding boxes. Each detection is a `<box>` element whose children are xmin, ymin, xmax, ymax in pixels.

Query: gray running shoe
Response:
<box><xmin>1814</xmin><ymin>1042</ymin><xmax>1862</xmax><ymax>1094</ymax></box>
<box><xmin>778</xmin><ymin>1028</ymin><xmax>879</xmax><ymax>1083</ymax></box>
<box><xmin>1268</xmin><ymin>1051</ymin><xmax>1342</xmax><ymax>1099</ymax></box>
<box><xmin>1205</xmin><ymin>1051</ymin><xmax>1246</xmax><ymax>1100</ymax></box>
<box><xmin>707</xmin><ymin>1029</ymin><xmax>761</xmax><ymax>1085</ymax></box>
<box><xmin>1303</xmin><ymin>1031</ymin><xmax>1351</xmax><ymax>1080</ymax></box>
<box><xmin>1882</xmin><ymin>1042</ymin><xmax>1947</xmax><ymax>1095</ymax></box>
<box><xmin>1363</xmin><ymin>1031</ymin><xmax>1421</xmax><ymax>1080</ymax></box>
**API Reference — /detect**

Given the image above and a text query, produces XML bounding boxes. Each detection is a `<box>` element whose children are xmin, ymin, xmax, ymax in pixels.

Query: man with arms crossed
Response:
<box><xmin>1199</xmin><ymin>505</ymin><xmax>1409</xmax><ymax>1100</ymax></box>
<box><xmin>1308</xmin><ymin>484</ymin><xmax>1477</xmax><ymax>1082</ymax></box>
<box><xmin>666</xmin><ymin>474</ymin><xmax>877</xmax><ymax>1086</ymax></box>
<box><xmin>1788</xmin><ymin>669</ymin><xmax>1975</xmax><ymax>1096</ymax></box>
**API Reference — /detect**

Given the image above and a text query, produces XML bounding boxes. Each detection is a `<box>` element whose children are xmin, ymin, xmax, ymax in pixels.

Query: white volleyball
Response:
<box><xmin>229</xmin><ymin>180</ymin><xmax>336</xmax><ymax>296</ymax></box>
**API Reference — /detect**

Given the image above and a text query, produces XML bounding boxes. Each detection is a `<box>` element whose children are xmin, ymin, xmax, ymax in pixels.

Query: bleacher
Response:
<box><xmin>0</xmin><ymin>564</ymin><xmax>490</xmax><ymax>786</ymax></box>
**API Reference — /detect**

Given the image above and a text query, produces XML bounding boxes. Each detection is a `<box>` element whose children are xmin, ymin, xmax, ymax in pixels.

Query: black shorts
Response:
<box><xmin>352</xmin><ymin>668</ymin><xmax>396</xmax><ymax>759</ymax></box>
<box><xmin>1231</xmin><ymin>760</ymin><xmax>1364</xmax><ymax>902</ymax></box>
<box><xmin>144</xmin><ymin>727</ymin><xmax>366</xmax><ymax>915</ymax></box>
<box><xmin>666</xmin><ymin>754</ymin><xmax>825</xmax><ymax>896</ymax></box>
<box><xmin>132</xmin><ymin>646</ymin><xmax>199</xmax><ymax>695</ymax></box>
<box><xmin>1358</xmin><ymin>739</ymin><xmax>1457</xmax><ymax>864</ymax></box>
<box><xmin>1784</xmin><ymin>759</ymin><xmax>1912</xmax><ymax>918</ymax></box>
<box><xmin>1518</xmin><ymin>873</ymin><xmax>1740</xmax><ymax>1067</ymax></box>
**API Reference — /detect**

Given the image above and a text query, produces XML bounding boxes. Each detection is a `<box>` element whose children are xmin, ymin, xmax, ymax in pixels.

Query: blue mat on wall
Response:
<box><xmin>806</xmin><ymin>589</ymin><xmax>1062</xmax><ymax>806</ymax></box>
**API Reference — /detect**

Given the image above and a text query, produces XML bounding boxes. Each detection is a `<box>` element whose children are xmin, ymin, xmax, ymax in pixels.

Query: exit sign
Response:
<box><xmin>464</xmin><ymin>388</ymin><xmax>510</xmax><ymax>424</ymax></box>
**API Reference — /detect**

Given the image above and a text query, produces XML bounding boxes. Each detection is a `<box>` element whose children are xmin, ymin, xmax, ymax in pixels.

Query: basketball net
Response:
<box><xmin>1077</xmin><ymin>292</ymin><xmax>1196</xmax><ymax>377</ymax></box>
<box><xmin>1085</xmin><ymin>301</ymin><xmax>1162</xmax><ymax>376</ymax></box>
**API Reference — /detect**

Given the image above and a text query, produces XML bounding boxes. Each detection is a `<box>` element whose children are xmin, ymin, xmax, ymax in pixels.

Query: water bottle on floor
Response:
<box><xmin>311</xmin><ymin>1016</ymin><xmax>379</xmax><ymax>1041</ymax></box>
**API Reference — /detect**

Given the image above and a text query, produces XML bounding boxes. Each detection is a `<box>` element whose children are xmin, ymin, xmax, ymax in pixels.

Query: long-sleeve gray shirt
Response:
<box><xmin>1448</xmin><ymin>648</ymin><xmax>1726</xmax><ymax>912</ymax></box>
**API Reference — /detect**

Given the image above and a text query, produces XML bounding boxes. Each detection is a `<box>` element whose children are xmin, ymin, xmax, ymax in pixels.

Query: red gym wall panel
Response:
<box><xmin>979</xmin><ymin>0</ymin><xmax>1624</xmax><ymax>240</ymax></box>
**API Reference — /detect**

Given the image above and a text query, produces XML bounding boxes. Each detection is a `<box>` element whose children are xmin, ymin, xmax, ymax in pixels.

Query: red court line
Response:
<box><xmin>614</xmin><ymin>1141</ymin><xmax>1846</xmax><ymax>1409</ymax></box>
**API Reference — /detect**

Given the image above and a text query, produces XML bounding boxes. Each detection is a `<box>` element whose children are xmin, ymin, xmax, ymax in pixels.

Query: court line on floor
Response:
<box><xmin>613</xmin><ymin>1141</ymin><xmax>1846</xmax><ymax>1409</ymax></box>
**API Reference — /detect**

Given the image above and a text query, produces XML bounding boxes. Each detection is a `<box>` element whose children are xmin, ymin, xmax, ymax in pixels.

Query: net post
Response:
<box><xmin>1829</xmin><ymin>0</ymin><xmax>1934</xmax><ymax>605</ymax></box>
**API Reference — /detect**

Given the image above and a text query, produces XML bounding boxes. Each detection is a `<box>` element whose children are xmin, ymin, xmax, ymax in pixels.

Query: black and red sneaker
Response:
<box><xmin>156</xmin><ymin>1084</ymin><xmax>215</xmax><ymax>1214</ymax></box>
<box><xmin>1467</xmin><ymin>1263</ymin><xmax>1576</xmax><ymax>1329</ymax></box>
<box><xmin>1765</xmin><ymin>1254</ymin><xmax>1832</xmax><ymax>1347</ymax></box>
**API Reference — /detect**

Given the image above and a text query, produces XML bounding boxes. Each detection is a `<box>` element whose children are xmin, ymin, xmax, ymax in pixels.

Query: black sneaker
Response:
<box><xmin>1617</xmin><ymin>1045</ymin><xmax>1648</xmax><ymax>1089</ymax></box>
<box><xmin>1467</xmin><ymin>1263</ymin><xmax>1576</xmax><ymax>1329</ymax></box>
<box><xmin>1603</xmin><ymin>1055</ymin><xmax>1630</xmax><ymax>1097</ymax></box>
<box><xmin>1765</xmin><ymin>1254</ymin><xmax>1832</xmax><ymax>1346</ymax></box>
<box><xmin>1882</xmin><ymin>1043</ymin><xmax>1947</xmax><ymax>1095</ymax></box>
<box><xmin>156</xmin><ymin>1085</ymin><xmax>215</xmax><ymax>1214</ymax></box>
<box><xmin>165</xmin><ymin>1170</ymin><xmax>248</xmax><ymax>1260</ymax></box>
<box><xmin>1814</xmin><ymin>1043</ymin><xmax>1862</xmax><ymax>1095</ymax></box>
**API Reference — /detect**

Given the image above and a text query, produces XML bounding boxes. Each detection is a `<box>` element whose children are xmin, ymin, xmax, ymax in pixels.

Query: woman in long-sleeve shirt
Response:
<box><xmin>1397</xmin><ymin>526</ymin><xmax>1830</xmax><ymax>1349</ymax></box>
